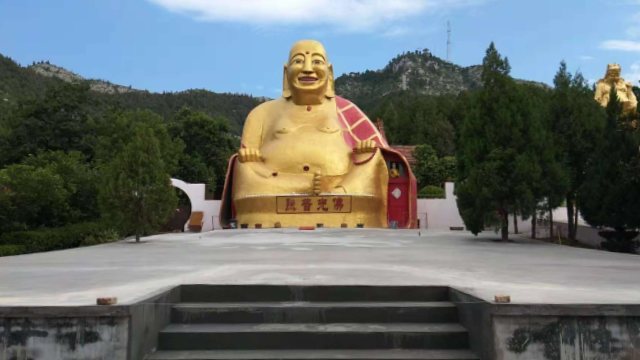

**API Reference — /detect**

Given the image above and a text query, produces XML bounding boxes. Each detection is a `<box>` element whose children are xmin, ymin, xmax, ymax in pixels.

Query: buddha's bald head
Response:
<box><xmin>283</xmin><ymin>39</ymin><xmax>335</xmax><ymax>103</ymax></box>
<box><xmin>288</xmin><ymin>40</ymin><xmax>328</xmax><ymax>62</ymax></box>
<box><xmin>606</xmin><ymin>63</ymin><xmax>621</xmax><ymax>80</ymax></box>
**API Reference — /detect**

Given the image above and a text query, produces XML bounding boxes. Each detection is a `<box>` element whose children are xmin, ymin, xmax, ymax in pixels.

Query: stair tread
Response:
<box><xmin>147</xmin><ymin>349</ymin><xmax>479</xmax><ymax>360</ymax></box>
<box><xmin>174</xmin><ymin>302</ymin><xmax>456</xmax><ymax>309</ymax></box>
<box><xmin>161</xmin><ymin>323</ymin><xmax>467</xmax><ymax>333</ymax></box>
<box><xmin>180</xmin><ymin>285</ymin><xmax>450</xmax><ymax>303</ymax></box>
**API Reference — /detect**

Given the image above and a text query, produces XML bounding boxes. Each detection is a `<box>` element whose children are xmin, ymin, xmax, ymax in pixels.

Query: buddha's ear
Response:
<box><xmin>325</xmin><ymin>63</ymin><xmax>335</xmax><ymax>98</ymax></box>
<box><xmin>282</xmin><ymin>64</ymin><xmax>292</xmax><ymax>99</ymax></box>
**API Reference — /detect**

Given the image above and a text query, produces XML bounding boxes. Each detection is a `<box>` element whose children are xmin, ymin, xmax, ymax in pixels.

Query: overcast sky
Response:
<box><xmin>1</xmin><ymin>0</ymin><xmax>639</xmax><ymax>97</ymax></box>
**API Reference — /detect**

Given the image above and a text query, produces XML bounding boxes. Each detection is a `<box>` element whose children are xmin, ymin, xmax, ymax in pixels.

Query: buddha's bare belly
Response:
<box><xmin>261</xmin><ymin>126</ymin><xmax>351</xmax><ymax>176</ymax></box>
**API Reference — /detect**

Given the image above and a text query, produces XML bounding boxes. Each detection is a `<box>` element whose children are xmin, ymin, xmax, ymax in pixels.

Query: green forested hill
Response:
<box><xmin>0</xmin><ymin>56</ymin><xmax>61</xmax><ymax>104</ymax></box>
<box><xmin>93</xmin><ymin>89</ymin><xmax>261</xmax><ymax>134</ymax></box>
<box><xmin>0</xmin><ymin>54</ymin><xmax>263</xmax><ymax>132</ymax></box>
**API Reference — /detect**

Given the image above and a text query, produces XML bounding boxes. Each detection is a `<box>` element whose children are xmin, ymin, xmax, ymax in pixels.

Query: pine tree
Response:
<box><xmin>456</xmin><ymin>43</ymin><xmax>544</xmax><ymax>241</ymax></box>
<box><xmin>549</xmin><ymin>62</ymin><xmax>605</xmax><ymax>241</ymax></box>
<box><xmin>378</xmin><ymin>101</ymin><xmax>399</xmax><ymax>144</ymax></box>
<box><xmin>578</xmin><ymin>88</ymin><xmax>640</xmax><ymax>252</ymax></box>
<box><xmin>98</xmin><ymin>123</ymin><xmax>177</xmax><ymax>242</ymax></box>
<box><xmin>520</xmin><ymin>82</ymin><xmax>568</xmax><ymax>239</ymax></box>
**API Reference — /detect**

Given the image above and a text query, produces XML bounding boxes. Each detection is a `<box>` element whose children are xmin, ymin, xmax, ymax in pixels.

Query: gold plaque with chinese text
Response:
<box><xmin>276</xmin><ymin>196</ymin><xmax>352</xmax><ymax>214</ymax></box>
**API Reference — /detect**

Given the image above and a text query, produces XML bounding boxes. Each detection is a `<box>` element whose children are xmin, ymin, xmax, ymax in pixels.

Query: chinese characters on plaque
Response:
<box><xmin>276</xmin><ymin>196</ymin><xmax>352</xmax><ymax>214</ymax></box>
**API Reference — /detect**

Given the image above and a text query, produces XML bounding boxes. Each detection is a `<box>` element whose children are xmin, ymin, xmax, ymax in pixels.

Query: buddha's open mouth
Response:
<box><xmin>298</xmin><ymin>76</ymin><xmax>318</xmax><ymax>84</ymax></box>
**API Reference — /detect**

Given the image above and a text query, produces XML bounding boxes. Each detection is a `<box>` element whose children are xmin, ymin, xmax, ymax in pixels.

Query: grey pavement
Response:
<box><xmin>0</xmin><ymin>229</ymin><xmax>639</xmax><ymax>306</ymax></box>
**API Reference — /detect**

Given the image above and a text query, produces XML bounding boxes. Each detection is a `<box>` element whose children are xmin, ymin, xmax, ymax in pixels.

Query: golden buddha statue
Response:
<box><xmin>594</xmin><ymin>63</ymin><xmax>638</xmax><ymax>114</ymax></box>
<box><xmin>219</xmin><ymin>40</ymin><xmax>417</xmax><ymax>229</ymax></box>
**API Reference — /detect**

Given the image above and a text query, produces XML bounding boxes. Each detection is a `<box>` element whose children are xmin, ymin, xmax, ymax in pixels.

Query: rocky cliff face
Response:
<box><xmin>28</xmin><ymin>62</ymin><xmax>139</xmax><ymax>94</ymax></box>
<box><xmin>335</xmin><ymin>49</ymin><xmax>545</xmax><ymax>104</ymax></box>
<box><xmin>335</xmin><ymin>49</ymin><xmax>483</xmax><ymax>101</ymax></box>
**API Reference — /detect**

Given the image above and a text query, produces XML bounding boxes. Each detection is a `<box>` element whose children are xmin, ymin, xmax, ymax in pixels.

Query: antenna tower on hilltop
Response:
<box><xmin>446</xmin><ymin>21</ymin><xmax>452</xmax><ymax>62</ymax></box>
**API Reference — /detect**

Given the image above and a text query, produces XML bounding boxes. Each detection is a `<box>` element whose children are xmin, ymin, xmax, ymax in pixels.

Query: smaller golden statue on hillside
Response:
<box><xmin>594</xmin><ymin>64</ymin><xmax>637</xmax><ymax>114</ymax></box>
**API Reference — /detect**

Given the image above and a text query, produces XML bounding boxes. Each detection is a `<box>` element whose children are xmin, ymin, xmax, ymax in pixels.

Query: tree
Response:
<box><xmin>578</xmin><ymin>88</ymin><xmax>640</xmax><ymax>252</ymax></box>
<box><xmin>440</xmin><ymin>156</ymin><xmax>457</xmax><ymax>182</ymax></box>
<box><xmin>23</xmin><ymin>151</ymin><xmax>99</xmax><ymax>222</ymax></box>
<box><xmin>517</xmin><ymin>82</ymin><xmax>568</xmax><ymax>239</ymax></box>
<box><xmin>0</xmin><ymin>150</ymin><xmax>100</xmax><ymax>235</ymax></box>
<box><xmin>94</xmin><ymin>109</ymin><xmax>183</xmax><ymax>174</ymax></box>
<box><xmin>4</xmin><ymin>83</ymin><xmax>94</xmax><ymax>164</ymax></box>
<box><xmin>377</xmin><ymin>101</ymin><xmax>400</xmax><ymax>144</ymax></box>
<box><xmin>0</xmin><ymin>164</ymin><xmax>70</xmax><ymax>233</ymax></box>
<box><xmin>413</xmin><ymin>144</ymin><xmax>456</xmax><ymax>187</ymax></box>
<box><xmin>549</xmin><ymin>62</ymin><xmax>606</xmax><ymax>241</ymax></box>
<box><xmin>456</xmin><ymin>43</ymin><xmax>544</xmax><ymax>241</ymax></box>
<box><xmin>413</xmin><ymin>144</ymin><xmax>441</xmax><ymax>186</ymax></box>
<box><xmin>168</xmin><ymin>107</ymin><xmax>237</xmax><ymax>196</ymax></box>
<box><xmin>98</xmin><ymin>123</ymin><xmax>177</xmax><ymax>242</ymax></box>
<box><xmin>0</xmin><ymin>107</ymin><xmax>12</xmax><ymax>168</ymax></box>
<box><xmin>373</xmin><ymin>94</ymin><xmax>457</xmax><ymax>155</ymax></box>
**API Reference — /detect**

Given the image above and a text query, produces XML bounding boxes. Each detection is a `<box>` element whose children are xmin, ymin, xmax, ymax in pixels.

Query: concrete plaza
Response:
<box><xmin>1</xmin><ymin>229</ymin><xmax>639</xmax><ymax>306</ymax></box>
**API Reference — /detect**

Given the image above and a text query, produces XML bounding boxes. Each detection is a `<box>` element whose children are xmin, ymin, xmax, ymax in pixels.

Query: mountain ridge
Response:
<box><xmin>29</xmin><ymin>61</ymin><xmax>140</xmax><ymax>95</ymax></box>
<box><xmin>11</xmin><ymin>49</ymin><xmax>544</xmax><ymax>100</ymax></box>
<box><xmin>0</xmin><ymin>54</ymin><xmax>262</xmax><ymax>133</ymax></box>
<box><xmin>334</xmin><ymin>49</ymin><xmax>547</xmax><ymax>109</ymax></box>
<box><xmin>336</xmin><ymin>49</ymin><xmax>483</xmax><ymax>99</ymax></box>
<box><xmin>1</xmin><ymin>50</ymin><xmax>547</xmax><ymax>132</ymax></box>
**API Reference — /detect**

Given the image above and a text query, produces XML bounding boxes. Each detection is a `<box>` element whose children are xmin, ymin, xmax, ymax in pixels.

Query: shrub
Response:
<box><xmin>0</xmin><ymin>222</ymin><xmax>120</xmax><ymax>255</ymax></box>
<box><xmin>79</xmin><ymin>228</ymin><xmax>120</xmax><ymax>246</ymax></box>
<box><xmin>598</xmin><ymin>230</ymin><xmax>639</xmax><ymax>254</ymax></box>
<box><xmin>0</xmin><ymin>244</ymin><xmax>27</xmax><ymax>257</ymax></box>
<box><xmin>419</xmin><ymin>185</ymin><xmax>445</xmax><ymax>199</ymax></box>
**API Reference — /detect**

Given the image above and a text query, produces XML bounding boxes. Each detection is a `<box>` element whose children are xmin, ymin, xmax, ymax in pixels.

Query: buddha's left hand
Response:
<box><xmin>354</xmin><ymin>140</ymin><xmax>377</xmax><ymax>154</ymax></box>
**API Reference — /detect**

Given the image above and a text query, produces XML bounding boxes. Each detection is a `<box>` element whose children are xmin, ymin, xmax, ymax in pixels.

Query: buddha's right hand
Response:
<box><xmin>238</xmin><ymin>148</ymin><xmax>263</xmax><ymax>163</ymax></box>
<box><xmin>313</xmin><ymin>171</ymin><xmax>322</xmax><ymax>195</ymax></box>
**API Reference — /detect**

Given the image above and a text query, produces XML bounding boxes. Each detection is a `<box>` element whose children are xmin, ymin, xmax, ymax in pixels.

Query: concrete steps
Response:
<box><xmin>158</xmin><ymin>323</ymin><xmax>469</xmax><ymax>350</ymax></box>
<box><xmin>178</xmin><ymin>285</ymin><xmax>451</xmax><ymax>303</ymax></box>
<box><xmin>147</xmin><ymin>349</ymin><xmax>479</xmax><ymax>360</ymax></box>
<box><xmin>147</xmin><ymin>286</ymin><xmax>478</xmax><ymax>360</ymax></box>
<box><xmin>171</xmin><ymin>301</ymin><xmax>459</xmax><ymax>324</ymax></box>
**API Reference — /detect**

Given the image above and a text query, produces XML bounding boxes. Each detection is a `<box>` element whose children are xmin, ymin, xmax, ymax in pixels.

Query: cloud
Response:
<box><xmin>626</xmin><ymin>12</ymin><xmax>640</xmax><ymax>38</ymax></box>
<box><xmin>627</xmin><ymin>26</ymin><xmax>640</xmax><ymax>38</ymax></box>
<box><xmin>627</xmin><ymin>62</ymin><xmax>640</xmax><ymax>85</ymax></box>
<box><xmin>147</xmin><ymin>0</ymin><xmax>486</xmax><ymax>32</ymax></box>
<box><xmin>579</xmin><ymin>55</ymin><xmax>594</xmax><ymax>61</ymax></box>
<box><xmin>600</xmin><ymin>40</ymin><xmax>640</xmax><ymax>52</ymax></box>
<box><xmin>382</xmin><ymin>27</ymin><xmax>411</xmax><ymax>38</ymax></box>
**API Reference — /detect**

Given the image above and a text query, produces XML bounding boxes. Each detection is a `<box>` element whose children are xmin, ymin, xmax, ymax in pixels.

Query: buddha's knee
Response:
<box><xmin>337</xmin><ymin>151</ymin><xmax>388</xmax><ymax>196</ymax></box>
<box><xmin>233</xmin><ymin>160</ymin><xmax>314</xmax><ymax>198</ymax></box>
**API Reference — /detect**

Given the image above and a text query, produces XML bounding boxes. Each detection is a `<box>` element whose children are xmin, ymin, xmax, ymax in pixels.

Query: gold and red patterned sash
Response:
<box><xmin>336</xmin><ymin>96</ymin><xmax>388</xmax><ymax>148</ymax></box>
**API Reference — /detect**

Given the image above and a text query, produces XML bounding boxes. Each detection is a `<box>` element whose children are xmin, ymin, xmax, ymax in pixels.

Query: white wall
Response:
<box><xmin>173</xmin><ymin>180</ymin><xmax>565</xmax><ymax>235</ymax></box>
<box><xmin>419</xmin><ymin>182</ymin><xmax>532</xmax><ymax>234</ymax></box>
<box><xmin>551</xmin><ymin>207</ymin><xmax>603</xmax><ymax>247</ymax></box>
<box><xmin>419</xmin><ymin>187</ymin><xmax>605</xmax><ymax>246</ymax></box>
<box><xmin>171</xmin><ymin>179</ymin><xmax>221</xmax><ymax>232</ymax></box>
<box><xmin>419</xmin><ymin>182</ymin><xmax>465</xmax><ymax>229</ymax></box>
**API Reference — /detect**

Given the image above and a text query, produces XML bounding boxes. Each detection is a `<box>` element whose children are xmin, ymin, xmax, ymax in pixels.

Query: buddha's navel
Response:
<box><xmin>317</xmin><ymin>126</ymin><xmax>340</xmax><ymax>134</ymax></box>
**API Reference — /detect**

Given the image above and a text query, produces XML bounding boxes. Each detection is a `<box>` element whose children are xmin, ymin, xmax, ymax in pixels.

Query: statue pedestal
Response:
<box><xmin>234</xmin><ymin>194</ymin><xmax>387</xmax><ymax>228</ymax></box>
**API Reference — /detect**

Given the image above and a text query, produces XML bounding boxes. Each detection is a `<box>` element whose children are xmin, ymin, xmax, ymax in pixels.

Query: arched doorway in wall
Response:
<box><xmin>168</xmin><ymin>178</ymin><xmax>215</xmax><ymax>232</ymax></box>
<box><xmin>163</xmin><ymin>178</ymin><xmax>205</xmax><ymax>232</ymax></box>
<box><xmin>162</xmin><ymin>187</ymin><xmax>192</xmax><ymax>232</ymax></box>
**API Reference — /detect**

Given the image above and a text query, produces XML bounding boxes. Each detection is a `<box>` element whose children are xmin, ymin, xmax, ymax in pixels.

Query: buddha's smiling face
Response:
<box><xmin>287</xmin><ymin>40</ymin><xmax>330</xmax><ymax>94</ymax></box>
<box><xmin>606</xmin><ymin>64</ymin><xmax>621</xmax><ymax>81</ymax></box>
